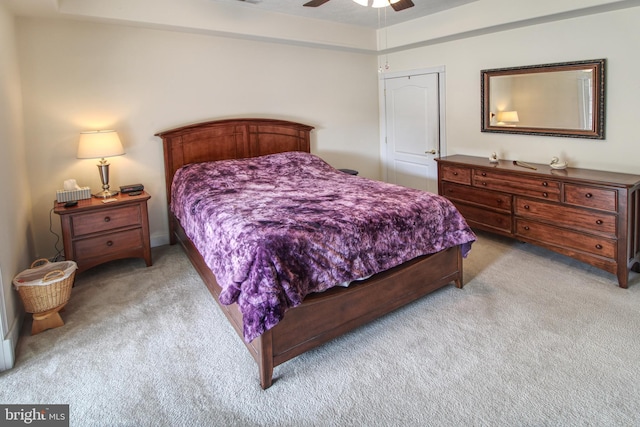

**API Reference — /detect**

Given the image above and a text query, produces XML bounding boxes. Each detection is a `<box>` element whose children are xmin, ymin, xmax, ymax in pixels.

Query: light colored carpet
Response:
<box><xmin>1</xmin><ymin>231</ymin><xmax>639</xmax><ymax>426</ymax></box>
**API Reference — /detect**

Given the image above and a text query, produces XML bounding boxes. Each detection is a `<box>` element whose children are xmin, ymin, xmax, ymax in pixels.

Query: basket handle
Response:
<box><xmin>31</xmin><ymin>258</ymin><xmax>50</xmax><ymax>269</ymax></box>
<box><xmin>43</xmin><ymin>270</ymin><xmax>65</xmax><ymax>282</ymax></box>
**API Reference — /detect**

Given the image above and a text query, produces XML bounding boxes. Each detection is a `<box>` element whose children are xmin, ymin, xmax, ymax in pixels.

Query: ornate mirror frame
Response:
<box><xmin>481</xmin><ymin>59</ymin><xmax>606</xmax><ymax>139</ymax></box>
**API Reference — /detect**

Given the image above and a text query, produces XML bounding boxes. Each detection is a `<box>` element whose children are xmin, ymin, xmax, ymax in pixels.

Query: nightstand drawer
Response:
<box><xmin>565</xmin><ymin>184</ymin><xmax>617</xmax><ymax>212</ymax></box>
<box><xmin>73</xmin><ymin>228</ymin><xmax>144</xmax><ymax>260</ymax></box>
<box><xmin>71</xmin><ymin>205</ymin><xmax>142</xmax><ymax>237</ymax></box>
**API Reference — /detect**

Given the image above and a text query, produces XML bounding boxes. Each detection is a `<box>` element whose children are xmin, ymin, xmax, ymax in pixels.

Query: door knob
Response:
<box><xmin>425</xmin><ymin>149</ymin><xmax>437</xmax><ymax>155</ymax></box>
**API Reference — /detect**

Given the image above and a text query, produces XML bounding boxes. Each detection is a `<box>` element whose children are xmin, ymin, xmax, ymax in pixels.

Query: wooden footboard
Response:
<box><xmin>173</xmin><ymin>214</ymin><xmax>462</xmax><ymax>389</ymax></box>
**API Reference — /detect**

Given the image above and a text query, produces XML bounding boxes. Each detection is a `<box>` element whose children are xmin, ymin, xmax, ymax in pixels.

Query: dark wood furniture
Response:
<box><xmin>54</xmin><ymin>192</ymin><xmax>152</xmax><ymax>273</ymax></box>
<box><xmin>156</xmin><ymin>118</ymin><xmax>466</xmax><ymax>389</ymax></box>
<box><xmin>436</xmin><ymin>155</ymin><xmax>640</xmax><ymax>288</ymax></box>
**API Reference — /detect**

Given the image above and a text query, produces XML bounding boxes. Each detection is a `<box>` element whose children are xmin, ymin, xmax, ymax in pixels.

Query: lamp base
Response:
<box><xmin>93</xmin><ymin>189</ymin><xmax>120</xmax><ymax>199</ymax></box>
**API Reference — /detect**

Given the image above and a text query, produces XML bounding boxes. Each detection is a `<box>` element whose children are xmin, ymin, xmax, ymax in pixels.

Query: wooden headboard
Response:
<box><xmin>155</xmin><ymin>118</ymin><xmax>314</xmax><ymax>204</ymax></box>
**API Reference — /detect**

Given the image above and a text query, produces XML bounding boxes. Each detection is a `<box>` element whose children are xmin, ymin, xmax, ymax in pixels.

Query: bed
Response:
<box><xmin>156</xmin><ymin>118</ymin><xmax>476</xmax><ymax>389</ymax></box>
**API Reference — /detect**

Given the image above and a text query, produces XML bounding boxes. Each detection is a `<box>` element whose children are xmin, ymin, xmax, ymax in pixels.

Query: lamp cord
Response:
<box><xmin>49</xmin><ymin>207</ymin><xmax>65</xmax><ymax>262</ymax></box>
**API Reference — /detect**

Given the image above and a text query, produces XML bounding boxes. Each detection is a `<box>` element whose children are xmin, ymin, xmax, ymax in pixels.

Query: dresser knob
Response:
<box><xmin>106</xmin><ymin>240</ymin><xmax>114</xmax><ymax>247</ymax></box>
<box><xmin>585</xmin><ymin>193</ymin><xmax>593</xmax><ymax>198</ymax></box>
<box><xmin>596</xmin><ymin>219</ymin><xmax>603</xmax><ymax>225</ymax></box>
<box><xmin>496</xmin><ymin>199</ymin><xmax>502</xmax><ymax>204</ymax></box>
<box><xmin>524</xmin><ymin>205</ymin><xmax>530</xmax><ymax>209</ymax></box>
<box><xmin>542</xmin><ymin>192</ymin><xmax>548</xmax><ymax>197</ymax></box>
<box><xmin>453</xmin><ymin>172</ymin><xmax>458</xmax><ymax>176</ymax></box>
<box><xmin>595</xmin><ymin>244</ymin><xmax>603</xmax><ymax>250</ymax></box>
<box><xmin>481</xmin><ymin>172</ymin><xmax>487</xmax><ymax>177</ymax></box>
<box><xmin>104</xmin><ymin>216</ymin><xmax>111</xmax><ymax>222</ymax></box>
<box><xmin>524</xmin><ymin>226</ymin><xmax>530</xmax><ymax>231</ymax></box>
<box><xmin>482</xmin><ymin>182</ymin><xmax>487</xmax><ymax>186</ymax></box>
<box><xmin>542</xmin><ymin>182</ymin><xmax>548</xmax><ymax>187</ymax></box>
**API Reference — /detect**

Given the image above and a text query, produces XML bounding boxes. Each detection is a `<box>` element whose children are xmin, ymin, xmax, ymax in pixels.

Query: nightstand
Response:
<box><xmin>338</xmin><ymin>168</ymin><xmax>359</xmax><ymax>176</ymax></box>
<box><xmin>54</xmin><ymin>192</ymin><xmax>152</xmax><ymax>273</ymax></box>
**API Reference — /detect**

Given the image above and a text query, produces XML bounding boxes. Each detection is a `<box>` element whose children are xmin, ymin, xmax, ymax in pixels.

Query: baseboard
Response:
<box><xmin>1</xmin><ymin>311</ymin><xmax>23</xmax><ymax>371</ymax></box>
<box><xmin>150</xmin><ymin>232</ymin><xmax>170</xmax><ymax>248</ymax></box>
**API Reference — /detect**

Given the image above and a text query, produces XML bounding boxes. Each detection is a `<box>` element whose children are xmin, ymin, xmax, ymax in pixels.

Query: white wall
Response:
<box><xmin>383</xmin><ymin>5</ymin><xmax>640</xmax><ymax>174</ymax></box>
<box><xmin>0</xmin><ymin>3</ymin><xmax>33</xmax><ymax>370</ymax></box>
<box><xmin>16</xmin><ymin>18</ymin><xmax>381</xmax><ymax>259</ymax></box>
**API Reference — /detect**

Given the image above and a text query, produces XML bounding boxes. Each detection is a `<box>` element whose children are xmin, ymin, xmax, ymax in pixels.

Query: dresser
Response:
<box><xmin>436</xmin><ymin>155</ymin><xmax>640</xmax><ymax>288</ymax></box>
<box><xmin>54</xmin><ymin>192</ymin><xmax>152</xmax><ymax>273</ymax></box>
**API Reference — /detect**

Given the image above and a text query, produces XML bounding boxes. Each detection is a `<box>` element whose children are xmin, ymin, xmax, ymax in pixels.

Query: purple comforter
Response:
<box><xmin>171</xmin><ymin>151</ymin><xmax>476</xmax><ymax>342</ymax></box>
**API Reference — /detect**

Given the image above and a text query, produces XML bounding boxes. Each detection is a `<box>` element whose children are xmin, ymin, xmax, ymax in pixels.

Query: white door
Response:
<box><xmin>383</xmin><ymin>72</ymin><xmax>440</xmax><ymax>193</ymax></box>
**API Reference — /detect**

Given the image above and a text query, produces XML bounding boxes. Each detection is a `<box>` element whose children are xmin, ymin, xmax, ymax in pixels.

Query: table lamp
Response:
<box><xmin>496</xmin><ymin>110</ymin><xmax>519</xmax><ymax>126</ymax></box>
<box><xmin>77</xmin><ymin>130</ymin><xmax>125</xmax><ymax>198</ymax></box>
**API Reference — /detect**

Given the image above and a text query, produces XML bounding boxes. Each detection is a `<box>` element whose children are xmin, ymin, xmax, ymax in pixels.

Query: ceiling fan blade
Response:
<box><xmin>390</xmin><ymin>0</ymin><xmax>414</xmax><ymax>11</ymax></box>
<box><xmin>303</xmin><ymin>0</ymin><xmax>331</xmax><ymax>7</ymax></box>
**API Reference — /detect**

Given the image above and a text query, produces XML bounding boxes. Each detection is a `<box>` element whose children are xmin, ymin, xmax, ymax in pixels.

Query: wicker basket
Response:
<box><xmin>13</xmin><ymin>259</ymin><xmax>77</xmax><ymax>314</ymax></box>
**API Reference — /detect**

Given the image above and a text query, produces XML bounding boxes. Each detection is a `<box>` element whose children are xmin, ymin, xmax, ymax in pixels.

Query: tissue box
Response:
<box><xmin>56</xmin><ymin>187</ymin><xmax>92</xmax><ymax>202</ymax></box>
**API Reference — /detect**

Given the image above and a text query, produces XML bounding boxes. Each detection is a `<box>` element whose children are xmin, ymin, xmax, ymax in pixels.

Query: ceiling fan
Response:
<box><xmin>303</xmin><ymin>0</ymin><xmax>415</xmax><ymax>12</ymax></box>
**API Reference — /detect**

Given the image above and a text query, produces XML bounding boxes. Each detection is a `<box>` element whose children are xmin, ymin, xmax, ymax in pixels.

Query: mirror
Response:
<box><xmin>481</xmin><ymin>59</ymin><xmax>606</xmax><ymax>139</ymax></box>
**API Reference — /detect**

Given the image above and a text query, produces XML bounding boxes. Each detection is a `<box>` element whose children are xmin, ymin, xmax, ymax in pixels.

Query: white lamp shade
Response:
<box><xmin>496</xmin><ymin>111</ymin><xmax>520</xmax><ymax>123</ymax></box>
<box><xmin>77</xmin><ymin>130</ymin><xmax>125</xmax><ymax>159</ymax></box>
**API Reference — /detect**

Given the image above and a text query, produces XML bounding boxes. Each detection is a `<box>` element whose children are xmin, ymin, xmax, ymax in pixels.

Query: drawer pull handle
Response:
<box><xmin>542</xmin><ymin>192</ymin><xmax>548</xmax><ymax>198</ymax></box>
<box><xmin>523</xmin><ymin>226</ymin><xmax>530</xmax><ymax>231</ymax></box>
<box><xmin>106</xmin><ymin>240</ymin><xmax>114</xmax><ymax>247</ymax></box>
<box><xmin>596</xmin><ymin>219</ymin><xmax>603</xmax><ymax>225</ymax></box>
<box><xmin>524</xmin><ymin>204</ymin><xmax>530</xmax><ymax>209</ymax></box>
<box><xmin>104</xmin><ymin>216</ymin><xmax>111</xmax><ymax>222</ymax></box>
<box><xmin>595</xmin><ymin>244</ymin><xmax>603</xmax><ymax>250</ymax></box>
<box><xmin>542</xmin><ymin>182</ymin><xmax>548</xmax><ymax>187</ymax></box>
<box><xmin>585</xmin><ymin>193</ymin><xmax>593</xmax><ymax>198</ymax></box>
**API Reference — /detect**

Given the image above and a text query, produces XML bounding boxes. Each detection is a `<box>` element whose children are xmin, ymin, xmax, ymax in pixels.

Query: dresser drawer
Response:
<box><xmin>564</xmin><ymin>184</ymin><xmax>617</xmax><ymax>212</ymax></box>
<box><xmin>71</xmin><ymin>205</ymin><xmax>142</xmax><ymax>237</ymax></box>
<box><xmin>515</xmin><ymin>219</ymin><xmax>616</xmax><ymax>259</ymax></box>
<box><xmin>453</xmin><ymin>202</ymin><xmax>512</xmax><ymax>233</ymax></box>
<box><xmin>73</xmin><ymin>228</ymin><xmax>145</xmax><ymax>261</ymax></box>
<box><xmin>442</xmin><ymin>182</ymin><xmax>511</xmax><ymax>211</ymax></box>
<box><xmin>441</xmin><ymin>165</ymin><xmax>472</xmax><ymax>185</ymax></box>
<box><xmin>515</xmin><ymin>197</ymin><xmax>616</xmax><ymax>237</ymax></box>
<box><xmin>473</xmin><ymin>170</ymin><xmax>561</xmax><ymax>202</ymax></box>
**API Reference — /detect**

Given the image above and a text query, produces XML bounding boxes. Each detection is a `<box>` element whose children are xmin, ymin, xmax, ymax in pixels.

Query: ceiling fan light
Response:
<box><xmin>372</xmin><ymin>0</ymin><xmax>400</xmax><ymax>6</ymax></box>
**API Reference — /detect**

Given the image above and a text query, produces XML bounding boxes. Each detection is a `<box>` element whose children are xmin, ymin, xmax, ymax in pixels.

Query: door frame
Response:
<box><xmin>379</xmin><ymin>66</ymin><xmax>447</xmax><ymax>183</ymax></box>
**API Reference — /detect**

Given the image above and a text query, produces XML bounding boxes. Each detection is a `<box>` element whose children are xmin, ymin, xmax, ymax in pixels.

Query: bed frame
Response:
<box><xmin>156</xmin><ymin>118</ymin><xmax>464</xmax><ymax>389</ymax></box>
